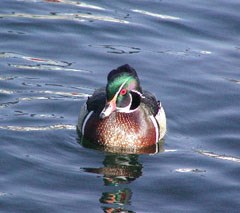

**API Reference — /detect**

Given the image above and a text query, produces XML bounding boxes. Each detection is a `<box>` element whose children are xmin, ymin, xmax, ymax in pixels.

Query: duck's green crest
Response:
<box><xmin>106</xmin><ymin>64</ymin><xmax>142</xmax><ymax>101</ymax></box>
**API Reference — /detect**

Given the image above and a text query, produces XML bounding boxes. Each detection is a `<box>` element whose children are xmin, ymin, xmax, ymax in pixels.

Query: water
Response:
<box><xmin>1</xmin><ymin>0</ymin><xmax>240</xmax><ymax>212</ymax></box>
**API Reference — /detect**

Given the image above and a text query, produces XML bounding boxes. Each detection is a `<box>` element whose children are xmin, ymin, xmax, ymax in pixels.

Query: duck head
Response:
<box><xmin>100</xmin><ymin>64</ymin><xmax>143</xmax><ymax>119</ymax></box>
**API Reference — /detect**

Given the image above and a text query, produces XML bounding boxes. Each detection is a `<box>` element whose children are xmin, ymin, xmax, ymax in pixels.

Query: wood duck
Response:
<box><xmin>77</xmin><ymin>64</ymin><xmax>166</xmax><ymax>149</ymax></box>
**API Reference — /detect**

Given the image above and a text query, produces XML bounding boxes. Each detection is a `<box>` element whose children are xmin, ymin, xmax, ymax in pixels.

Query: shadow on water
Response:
<box><xmin>78</xmin><ymin>135</ymin><xmax>165</xmax><ymax>212</ymax></box>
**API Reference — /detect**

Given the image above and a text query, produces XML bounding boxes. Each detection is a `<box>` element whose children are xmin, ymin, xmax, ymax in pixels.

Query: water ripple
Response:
<box><xmin>23</xmin><ymin>0</ymin><xmax>105</xmax><ymax>11</ymax></box>
<box><xmin>8</xmin><ymin>64</ymin><xmax>89</xmax><ymax>72</ymax></box>
<box><xmin>0</xmin><ymin>52</ymin><xmax>91</xmax><ymax>73</ymax></box>
<box><xmin>0</xmin><ymin>124</ymin><xmax>75</xmax><ymax>131</ymax></box>
<box><xmin>0</xmin><ymin>12</ymin><xmax>129</xmax><ymax>24</ymax></box>
<box><xmin>0</xmin><ymin>91</ymin><xmax>89</xmax><ymax>108</ymax></box>
<box><xmin>39</xmin><ymin>90</ymin><xmax>89</xmax><ymax>98</ymax></box>
<box><xmin>0</xmin><ymin>89</ymin><xmax>15</xmax><ymax>94</ymax></box>
<box><xmin>132</xmin><ymin>9</ymin><xmax>181</xmax><ymax>21</ymax></box>
<box><xmin>88</xmin><ymin>44</ymin><xmax>211</xmax><ymax>57</ymax></box>
<box><xmin>197</xmin><ymin>150</ymin><xmax>240</xmax><ymax>163</ymax></box>
<box><xmin>226</xmin><ymin>78</ymin><xmax>240</xmax><ymax>85</ymax></box>
<box><xmin>14</xmin><ymin>111</ymin><xmax>63</xmax><ymax>119</ymax></box>
<box><xmin>175</xmin><ymin>168</ymin><xmax>206</xmax><ymax>173</ymax></box>
<box><xmin>0</xmin><ymin>192</ymin><xmax>8</xmax><ymax>197</ymax></box>
<box><xmin>0</xmin><ymin>52</ymin><xmax>68</xmax><ymax>66</ymax></box>
<box><xmin>89</xmin><ymin>44</ymin><xmax>141</xmax><ymax>54</ymax></box>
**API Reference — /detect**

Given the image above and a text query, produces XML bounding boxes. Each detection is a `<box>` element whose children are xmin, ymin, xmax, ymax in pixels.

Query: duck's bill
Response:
<box><xmin>99</xmin><ymin>99</ymin><xmax>116</xmax><ymax>119</ymax></box>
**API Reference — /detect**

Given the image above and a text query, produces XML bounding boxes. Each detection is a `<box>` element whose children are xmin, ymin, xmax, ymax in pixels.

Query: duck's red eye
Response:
<box><xmin>120</xmin><ymin>88</ymin><xmax>127</xmax><ymax>96</ymax></box>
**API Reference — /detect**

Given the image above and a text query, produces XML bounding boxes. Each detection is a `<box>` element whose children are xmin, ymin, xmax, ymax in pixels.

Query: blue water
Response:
<box><xmin>1</xmin><ymin>0</ymin><xmax>240</xmax><ymax>212</ymax></box>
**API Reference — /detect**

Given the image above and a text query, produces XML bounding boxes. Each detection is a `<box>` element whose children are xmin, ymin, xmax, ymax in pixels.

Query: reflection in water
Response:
<box><xmin>80</xmin><ymin>135</ymin><xmax>164</xmax><ymax>211</ymax></box>
<box><xmin>100</xmin><ymin>188</ymin><xmax>132</xmax><ymax>205</ymax></box>
<box><xmin>102</xmin><ymin>207</ymin><xmax>135</xmax><ymax>213</ymax></box>
<box><xmin>101</xmin><ymin>188</ymin><xmax>134</xmax><ymax>213</ymax></box>
<box><xmin>84</xmin><ymin>154</ymin><xmax>143</xmax><ymax>186</ymax></box>
<box><xmin>83</xmin><ymin>153</ymin><xmax>142</xmax><ymax>212</ymax></box>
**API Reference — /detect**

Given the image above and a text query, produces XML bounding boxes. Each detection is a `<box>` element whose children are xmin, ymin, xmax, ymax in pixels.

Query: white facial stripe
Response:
<box><xmin>81</xmin><ymin>111</ymin><xmax>93</xmax><ymax>135</ymax></box>
<box><xmin>131</xmin><ymin>89</ymin><xmax>143</xmax><ymax>97</ymax></box>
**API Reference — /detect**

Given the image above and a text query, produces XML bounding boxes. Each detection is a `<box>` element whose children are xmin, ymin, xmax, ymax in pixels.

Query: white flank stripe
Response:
<box><xmin>81</xmin><ymin>111</ymin><xmax>93</xmax><ymax>136</ymax></box>
<box><xmin>150</xmin><ymin>115</ymin><xmax>159</xmax><ymax>143</ymax></box>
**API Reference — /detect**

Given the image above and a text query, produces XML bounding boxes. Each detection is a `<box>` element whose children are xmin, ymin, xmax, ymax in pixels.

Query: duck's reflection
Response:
<box><xmin>83</xmin><ymin>153</ymin><xmax>141</xmax><ymax>212</ymax></box>
<box><xmin>100</xmin><ymin>188</ymin><xmax>133</xmax><ymax>212</ymax></box>
<box><xmin>100</xmin><ymin>187</ymin><xmax>132</xmax><ymax>205</ymax></box>
<box><xmin>83</xmin><ymin>154</ymin><xmax>143</xmax><ymax>186</ymax></box>
<box><xmin>80</xmin><ymin>138</ymin><xmax>164</xmax><ymax>212</ymax></box>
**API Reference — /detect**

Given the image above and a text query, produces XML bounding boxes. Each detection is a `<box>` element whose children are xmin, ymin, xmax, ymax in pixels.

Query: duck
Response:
<box><xmin>77</xmin><ymin>64</ymin><xmax>166</xmax><ymax>149</ymax></box>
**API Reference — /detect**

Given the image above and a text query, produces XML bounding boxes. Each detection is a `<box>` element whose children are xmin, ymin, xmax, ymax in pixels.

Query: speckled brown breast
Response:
<box><xmin>83</xmin><ymin>109</ymin><xmax>157</xmax><ymax>148</ymax></box>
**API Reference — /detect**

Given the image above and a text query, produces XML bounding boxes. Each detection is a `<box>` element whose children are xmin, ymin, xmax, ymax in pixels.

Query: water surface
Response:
<box><xmin>0</xmin><ymin>0</ymin><xmax>240</xmax><ymax>212</ymax></box>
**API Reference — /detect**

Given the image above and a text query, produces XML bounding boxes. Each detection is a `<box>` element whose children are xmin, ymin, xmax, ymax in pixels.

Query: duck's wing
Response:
<box><xmin>142</xmin><ymin>90</ymin><xmax>160</xmax><ymax>116</ymax></box>
<box><xmin>77</xmin><ymin>87</ymin><xmax>106</xmax><ymax>132</ymax></box>
<box><xmin>86</xmin><ymin>87</ymin><xmax>106</xmax><ymax>114</ymax></box>
<box><xmin>142</xmin><ymin>90</ymin><xmax>167</xmax><ymax>140</ymax></box>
